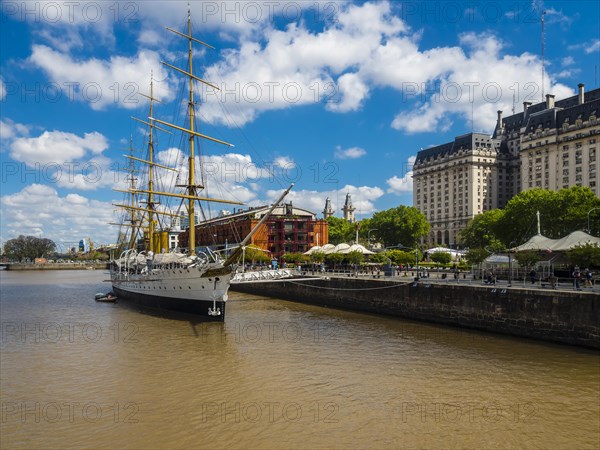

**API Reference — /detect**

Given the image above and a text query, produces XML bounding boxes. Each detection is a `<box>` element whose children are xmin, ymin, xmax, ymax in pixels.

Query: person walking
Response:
<box><xmin>529</xmin><ymin>269</ymin><xmax>537</xmax><ymax>285</ymax></box>
<box><xmin>584</xmin><ymin>269</ymin><xmax>593</xmax><ymax>288</ymax></box>
<box><xmin>573</xmin><ymin>267</ymin><xmax>582</xmax><ymax>291</ymax></box>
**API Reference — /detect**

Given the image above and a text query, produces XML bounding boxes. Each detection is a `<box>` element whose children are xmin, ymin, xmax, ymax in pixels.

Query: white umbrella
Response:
<box><xmin>339</xmin><ymin>243</ymin><xmax>375</xmax><ymax>255</ymax></box>
<box><xmin>332</xmin><ymin>243</ymin><xmax>351</xmax><ymax>253</ymax></box>
<box><xmin>303</xmin><ymin>246</ymin><xmax>322</xmax><ymax>255</ymax></box>
<box><xmin>320</xmin><ymin>244</ymin><xmax>336</xmax><ymax>254</ymax></box>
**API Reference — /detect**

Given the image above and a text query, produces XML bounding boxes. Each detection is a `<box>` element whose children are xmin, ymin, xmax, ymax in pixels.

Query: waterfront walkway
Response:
<box><xmin>298</xmin><ymin>268</ymin><xmax>600</xmax><ymax>294</ymax></box>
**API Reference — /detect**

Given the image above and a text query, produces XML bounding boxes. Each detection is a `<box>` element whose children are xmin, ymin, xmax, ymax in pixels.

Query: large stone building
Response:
<box><xmin>495</xmin><ymin>84</ymin><xmax>599</xmax><ymax>193</ymax></box>
<box><xmin>178</xmin><ymin>202</ymin><xmax>328</xmax><ymax>258</ymax></box>
<box><xmin>413</xmin><ymin>83</ymin><xmax>600</xmax><ymax>247</ymax></box>
<box><xmin>413</xmin><ymin>132</ymin><xmax>503</xmax><ymax>246</ymax></box>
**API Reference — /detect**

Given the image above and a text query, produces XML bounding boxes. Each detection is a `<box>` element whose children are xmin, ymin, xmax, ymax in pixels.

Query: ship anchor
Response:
<box><xmin>208</xmin><ymin>295</ymin><xmax>221</xmax><ymax>316</ymax></box>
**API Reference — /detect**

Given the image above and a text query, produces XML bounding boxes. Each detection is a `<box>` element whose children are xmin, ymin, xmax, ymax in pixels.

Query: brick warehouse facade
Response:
<box><xmin>178</xmin><ymin>202</ymin><xmax>328</xmax><ymax>259</ymax></box>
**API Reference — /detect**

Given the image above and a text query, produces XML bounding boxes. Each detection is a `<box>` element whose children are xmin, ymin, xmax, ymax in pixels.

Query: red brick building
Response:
<box><xmin>178</xmin><ymin>202</ymin><xmax>328</xmax><ymax>258</ymax></box>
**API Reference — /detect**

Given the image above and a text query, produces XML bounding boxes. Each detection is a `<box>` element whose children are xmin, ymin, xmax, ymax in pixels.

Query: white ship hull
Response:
<box><xmin>111</xmin><ymin>264</ymin><xmax>234</xmax><ymax>320</ymax></box>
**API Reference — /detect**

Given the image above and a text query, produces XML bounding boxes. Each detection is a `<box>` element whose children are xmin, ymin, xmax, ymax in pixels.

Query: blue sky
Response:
<box><xmin>1</xmin><ymin>0</ymin><xmax>599</xmax><ymax>248</ymax></box>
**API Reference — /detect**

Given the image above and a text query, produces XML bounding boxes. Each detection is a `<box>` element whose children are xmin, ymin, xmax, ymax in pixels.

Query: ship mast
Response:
<box><xmin>186</xmin><ymin>12</ymin><xmax>197</xmax><ymax>256</ymax></box>
<box><xmin>128</xmin><ymin>135</ymin><xmax>137</xmax><ymax>250</ymax></box>
<box><xmin>147</xmin><ymin>75</ymin><xmax>157</xmax><ymax>252</ymax></box>
<box><xmin>114</xmin><ymin>79</ymin><xmax>178</xmax><ymax>245</ymax></box>
<box><xmin>152</xmin><ymin>9</ymin><xmax>240</xmax><ymax>256</ymax></box>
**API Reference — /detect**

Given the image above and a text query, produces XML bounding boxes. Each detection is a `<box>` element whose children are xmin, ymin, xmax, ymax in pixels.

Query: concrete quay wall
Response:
<box><xmin>231</xmin><ymin>277</ymin><xmax>600</xmax><ymax>349</ymax></box>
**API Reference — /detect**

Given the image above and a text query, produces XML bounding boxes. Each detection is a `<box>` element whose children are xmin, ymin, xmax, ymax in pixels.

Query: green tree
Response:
<box><xmin>513</xmin><ymin>250</ymin><xmax>540</xmax><ymax>269</ymax></box>
<box><xmin>430</xmin><ymin>252</ymin><xmax>452</xmax><ymax>265</ymax></box>
<box><xmin>566</xmin><ymin>243</ymin><xmax>600</xmax><ymax>268</ymax></box>
<box><xmin>369</xmin><ymin>206</ymin><xmax>429</xmax><ymax>247</ymax></box>
<box><xmin>459</xmin><ymin>209</ymin><xmax>505</xmax><ymax>249</ymax></box>
<box><xmin>243</xmin><ymin>245</ymin><xmax>271</xmax><ymax>264</ymax></box>
<box><xmin>559</xmin><ymin>187</ymin><xmax>600</xmax><ymax>237</ymax></box>
<box><xmin>369</xmin><ymin>252</ymin><xmax>389</xmax><ymax>264</ymax></box>
<box><xmin>326</xmin><ymin>217</ymin><xmax>355</xmax><ymax>244</ymax></box>
<box><xmin>325</xmin><ymin>253</ymin><xmax>345</xmax><ymax>266</ymax></box>
<box><xmin>346</xmin><ymin>250</ymin><xmax>364</xmax><ymax>266</ymax></box>
<box><xmin>3</xmin><ymin>235</ymin><xmax>56</xmax><ymax>262</ymax></box>
<box><xmin>282</xmin><ymin>252</ymin><xmax>308</xmax><ymax>264</ymax></box>
<box><xmin>310</xmin><ymin>251</ymin><xmax>326</xmax><ymax>264</ymax></box>
<box><xmin>465</xmin><ymin>248</ymin><xmax>489</xmax><ymax>266</ymax></box>
<box><xmin>386</xmin><ymin>249</ymin><xmax>419</xmax><ymax>266</ymax></box>
<box><xmin>496</xmin><ymin>186</ymin><xmax>600</xmax><ymax>244</ymax></box>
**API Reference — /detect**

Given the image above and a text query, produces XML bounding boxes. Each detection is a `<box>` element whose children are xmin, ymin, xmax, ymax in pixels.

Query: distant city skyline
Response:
<box><xmin>1</xmin><ymin>1</ymin><xmax>599</xmax><ymax>246</ymax></box>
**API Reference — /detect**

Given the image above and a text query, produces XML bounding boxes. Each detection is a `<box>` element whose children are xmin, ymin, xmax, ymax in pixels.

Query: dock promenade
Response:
<box><xmin>317</xmin><ymin>267</ymin><xmax>600</xmax><ymax>294</ymax></box>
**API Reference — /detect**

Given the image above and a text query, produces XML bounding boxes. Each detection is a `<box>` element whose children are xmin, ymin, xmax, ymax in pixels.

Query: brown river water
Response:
<box><xmin>1</xmin><ymin>270</ymin><xmax>599</xmax><ymax>449</ymax></box>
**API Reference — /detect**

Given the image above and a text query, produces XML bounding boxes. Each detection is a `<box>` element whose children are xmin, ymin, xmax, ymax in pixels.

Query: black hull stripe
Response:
<box><xmin>112</xmin><ymin>286</ymin><xmax>226</xmax><ymax>321</ymax></box>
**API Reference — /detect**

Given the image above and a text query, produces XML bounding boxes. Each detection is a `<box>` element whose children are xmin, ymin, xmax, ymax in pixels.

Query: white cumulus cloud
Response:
<box><xmin>334</xmin><ymin>146</ymin><xmax>366</xmax><ymax>159</ymax></box>
<box><xmin>28</xmin><ymin>45</ymin><xmax>174</xmax><ymax>110</ymax></box>
<box><xmin>1</xmin><ymin>184</ymin><xmax>117</xmax><ymax>245</ymax></box>
<box><xmin>386</xmin><ymin>156</ymin><xmax>416</xmax><ymax>195</ymax></box>
<box><xmin>10</xmin><ymin>130</ymin><xmax>108</xmax><ymax>166</ymax></box>
<box><xmin>265</xmin><ymin>184</ymin><xmax>385</xmax><ymax>217</ymax></box>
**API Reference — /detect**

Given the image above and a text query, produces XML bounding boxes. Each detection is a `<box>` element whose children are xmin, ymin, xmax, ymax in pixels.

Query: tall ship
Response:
<box><xmin>110</xmin><ymin>11</ymin><xmax>292</xmax><ymax>321</ymax></box>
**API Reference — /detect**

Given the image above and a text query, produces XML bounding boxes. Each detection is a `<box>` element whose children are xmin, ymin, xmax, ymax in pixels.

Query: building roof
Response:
<box><xmin>415</xmin><ymin>132</ymin><xmax>499</xmax><ymax>165</ymax></box>
<box><xmin>497</xmin><ymin>86</ymin><xmax>600</xmax><ymax>137</ymax></box>
<box><xmin>194</xmin><ymin>203</ymin><xmax>319</xmax><ymax>227</ymax></box>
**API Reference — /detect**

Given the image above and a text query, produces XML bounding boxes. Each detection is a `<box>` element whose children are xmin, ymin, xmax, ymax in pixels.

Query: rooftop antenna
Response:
<box><xmin>470</xmin><ymin>97</ymin><xmax>474</xmax><ymax>132</ymax></box>
<box><xmin>541</xmin><ymin>10</ymin><xmax>546</xmax><ymax>102</ymax></box>
<box><xmin>512</xmin><ymin>90</ymin><xmax>516</xmax><ymax>114</ymax></box>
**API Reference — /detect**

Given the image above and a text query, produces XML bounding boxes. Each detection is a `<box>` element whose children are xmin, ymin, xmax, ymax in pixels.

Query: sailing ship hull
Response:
<box><xmin>110</xmin><ymin>267</ymin><xmax>233</xmax><ymax>321</ymax></box>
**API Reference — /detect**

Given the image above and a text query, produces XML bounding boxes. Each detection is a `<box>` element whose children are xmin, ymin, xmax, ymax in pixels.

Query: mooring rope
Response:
<box><xmin>286</xmin><ymin>279</ymin><xmax>412</xmax><ymax>291</ymax></box>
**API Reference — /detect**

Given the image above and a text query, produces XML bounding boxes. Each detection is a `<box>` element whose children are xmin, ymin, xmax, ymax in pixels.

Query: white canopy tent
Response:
<box><xmin>511</xmin><ymin>231</ymin><xmax>600</xmax><ymax>252</ymax></box>
<box><xmin>425</xmin><ymin>247</ymin><xmax>466</xmax><ymax>261</ymax></box>
<box><xmin>303</xmin><ymin>246</ymin><xmax>322</xmax><ymax>255</ymax></box>
<box><xmin>338</xmin><ymin>244</ymin><xmax>375</xmax><ymax>255</ymax></box>
<box><xmin>303</xmin><ymin>243</ymin><xmax>375</xmax><ymax>255</ymax></box>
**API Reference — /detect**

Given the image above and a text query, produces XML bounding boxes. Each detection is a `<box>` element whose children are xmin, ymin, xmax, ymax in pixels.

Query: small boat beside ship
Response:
<box><xmin>95</xmin><ymin>292</ymin><xmax>117</xmax><ymax>303</ymax></box>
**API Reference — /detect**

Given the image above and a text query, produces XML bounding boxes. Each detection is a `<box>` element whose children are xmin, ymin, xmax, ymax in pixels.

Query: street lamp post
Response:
<box><xmin>508</xmin><ymin>249</ymin><xmax>512</xmax><ymax>287</ymax></box>
<box><xmin>588</xmin><ymin>207</ymin><xmax>600</xmax><ymax>234</ymax></box>
<box><xmin>507</xmin><ymin>240</ymin><xmax>517</xmax><ymax>287</ymax></box>
<box><xmin>367</xmin><ymin>229</ymin><xmax>378</xmax><ymax>249</ymax></box>
<box><xmin>415</xmin><ymin>247</ymin><xmax>419</xmax><ymax>277</ymax></box>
